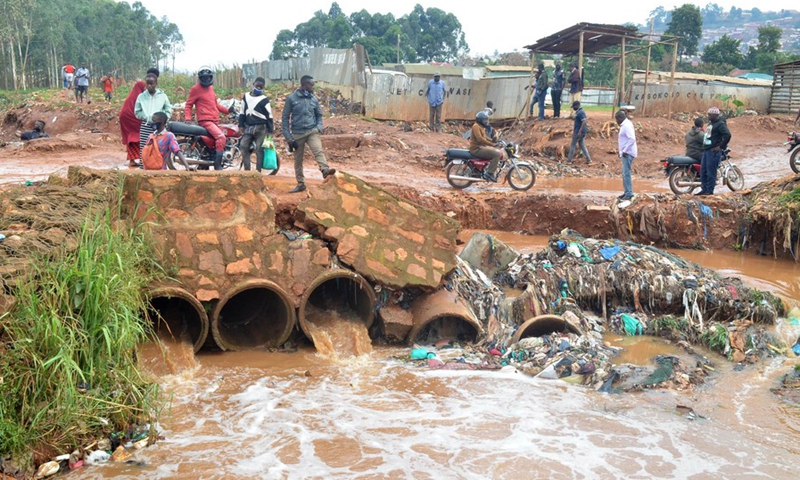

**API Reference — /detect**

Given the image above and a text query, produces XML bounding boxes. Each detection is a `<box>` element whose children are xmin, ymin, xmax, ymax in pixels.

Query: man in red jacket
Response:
<box><xmin>184</xmin><ymin>67</ymin><xmax>236</xmax><ymax>170</ymax></box>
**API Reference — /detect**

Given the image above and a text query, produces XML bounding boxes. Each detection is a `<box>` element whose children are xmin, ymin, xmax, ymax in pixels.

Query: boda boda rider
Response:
<box><xmin>184</xmin><ymin>67</ymin><xmax>236</xmax><ymax>170</ymax></box>
<box><xmin>469</xmin><ymin>110</ymin><xmax>502</xmax><ymax>182</ymax></box>
<box><xmin>685</xmin><ymin>117</ymin><xmax>704</xmax><ymax>161</ymax></box>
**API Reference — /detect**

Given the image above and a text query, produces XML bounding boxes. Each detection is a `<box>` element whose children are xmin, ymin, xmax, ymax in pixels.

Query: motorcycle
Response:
<box><xmin>662</xmin><ymin>148</ymin><xmax>744</xmax><ymax>195</ymax></box>
<box><xmin>785</xmin><ymin>131</ymin><xmax>800</xmax><ymax>174</ymax></box>
<box><xmin>166</xmin><ymin>120</ymin><xmax>279</xmax><ymax>174</ymax></box>
<box><xmin>443</xmin><ymin>140</ymin><xmax>536</xmax><ymax>191</ymax></box>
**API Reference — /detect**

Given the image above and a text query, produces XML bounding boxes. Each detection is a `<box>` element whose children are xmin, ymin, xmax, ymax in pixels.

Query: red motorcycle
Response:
<box><xmin>166</xmin><ymin>121</ymin><xmax>279</xmax><ymax>174</ymax></box>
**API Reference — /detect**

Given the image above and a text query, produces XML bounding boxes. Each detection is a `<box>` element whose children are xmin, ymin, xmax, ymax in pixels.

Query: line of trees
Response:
<box><xmin>0</xmin><ymin>0</ymin><xmax>183</xmax><ymax>91</ymax></box>
<box><xmin>270</xmin><ymin>2</ymin><xmax>468</xmax><ymax>65</ymax></box>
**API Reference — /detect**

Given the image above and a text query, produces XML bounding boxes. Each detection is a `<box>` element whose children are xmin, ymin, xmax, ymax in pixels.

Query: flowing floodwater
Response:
<box><xmin>75</xmin><ymin>230</ymin><xmax>800</xmax><ymax>479</ymax></box>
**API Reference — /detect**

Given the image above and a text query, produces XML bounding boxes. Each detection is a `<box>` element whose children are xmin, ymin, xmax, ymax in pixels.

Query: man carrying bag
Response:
<box><xmin>239</xmin><ymin>77</ymin><xmax>274</xmax><ymax>172</ymax></box>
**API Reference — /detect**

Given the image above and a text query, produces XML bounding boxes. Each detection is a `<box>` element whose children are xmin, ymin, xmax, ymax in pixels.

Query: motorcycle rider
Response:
<box><xmin>238</xmin><ymin>77</ymin><xmax>273</xmax><ymax>172</ymax></box>
<box><xmin>697</xmin><ymin>106</ymin><xmax>732</xmax><ymax>196</ymax></box>
<box><xmin>685</xmin><ymin>117</ymin><xmax>704</xmax><ymax>161</ymax></box>
<box><xmin>184</xmin><ymin>67</ymin><xmax>237</xmax><ymax>170</ymax></box>
<box><xmin>469</xmin><ymin>111</ymin><xmax>502</xmax><ymax>182</ymax></box>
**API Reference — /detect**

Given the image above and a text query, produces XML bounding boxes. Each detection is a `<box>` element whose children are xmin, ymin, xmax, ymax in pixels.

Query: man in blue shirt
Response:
<box><xmin>567</xmin><ymin>101</ymin><xmax>592</xmax><ymax>164</ymax></box>
<box><xmin>425</xmin><ymin>72</ymin><xmax>446</xmax><ymax>133</ymax></box>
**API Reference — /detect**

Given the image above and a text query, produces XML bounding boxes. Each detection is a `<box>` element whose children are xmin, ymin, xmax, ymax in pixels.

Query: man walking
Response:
<box><xmin>534</xmin><ymin>63</ymin><xmax>548</xmax><ymax>120</ymax></box>
<box><xmin>551</xmin><ymin>62</ymin><xmax>564</xmax><ymax>118</ymax></box>
<box><xmin>63</xmin><ymin>62</ymin><xmax>75</xmax><ymax>90</ymax></box>
<box><xmin>74</xmin><ymin>64</ymin><xmax>90</xmax><ymax>103</ymax></box>
<box><xmin>697</xmin><ymin>106</ymin><xmax>731</xmax><ymax>196</ymax></box>
<box><xmin>615</xmin><ymin>110</ymin><xmax>637</xmax><ymax>200</ymax></box>
<box><xmin>567</xmin><ymin>101</ymin><xmax>592</xmax><ymax>164</ymax></box>
<box><xmin>425</xmin><ymin>72</ymin><xmax>446</xmax><ymax>133</ymax></box>
<box><xmin>239</xmin><ymin>77</ymin><xmax>274</xmax><ymax>172</ymax></box>
<box><xmin>282</xmin><ymin>75</ymin><xmax>336</xmax><ymax>193</ymax></box>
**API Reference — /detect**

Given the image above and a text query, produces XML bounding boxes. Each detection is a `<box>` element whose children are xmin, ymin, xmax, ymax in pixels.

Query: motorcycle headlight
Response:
<box><xmin>508</xmin><ymin>144</ymin><xmax>516</xmax><ymax>155</ymax></box>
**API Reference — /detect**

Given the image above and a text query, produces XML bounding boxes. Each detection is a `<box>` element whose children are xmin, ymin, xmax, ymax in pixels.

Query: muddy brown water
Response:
<box><xmin>71</xmin><ymin>230</ymin><xmax>800</xmax><ymax>479</ymax></box>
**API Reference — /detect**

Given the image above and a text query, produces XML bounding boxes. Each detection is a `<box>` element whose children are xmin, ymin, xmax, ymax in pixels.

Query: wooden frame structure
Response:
<box><xmin>522</xmin><ymin>23</ymin><xmax>680</xmax><ymax>118</ymax></box>
<box><xmin>769</xmin><ymin>60</ymin><xmax>800</xmax><ymax>114</ymax></box>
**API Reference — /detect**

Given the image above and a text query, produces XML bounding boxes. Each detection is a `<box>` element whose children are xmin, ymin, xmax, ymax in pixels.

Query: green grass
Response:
<box><xmin>777</xmin><ymin>186</ymin><xmax>800</xmax><ymax>206</ymax></box>
<box><xmin>700</xmin><ymin>324</ymin><xmax>730</xmax><ymax>354</ymax></box>
<box><xmin>0</xmin><ymin>185</ymin><xmax>163</xmax><ymax>467</ymax></box>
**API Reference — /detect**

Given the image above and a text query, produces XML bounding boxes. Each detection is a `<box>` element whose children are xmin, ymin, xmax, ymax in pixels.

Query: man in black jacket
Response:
<box><xmin>238</xmin><ymin>77</ymin><xmax>273</xmax><ymax>172</ymax></box>
<box><xmin>696</xmin><ymin>107</ymin><xmax>731</xmax><ymax>196</ymax></box>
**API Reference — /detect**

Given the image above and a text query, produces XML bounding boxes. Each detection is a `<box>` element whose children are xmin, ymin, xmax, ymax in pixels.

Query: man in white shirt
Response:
<box><xmin>615</xmin><ymin>110</ymin><xmax>637</xmax><ymax>200</ymax></box>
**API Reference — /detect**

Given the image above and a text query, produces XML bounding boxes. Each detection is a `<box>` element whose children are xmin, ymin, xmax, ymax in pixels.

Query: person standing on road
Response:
<box><xmin>696</xmin><ymin>106</ymin><xmax>731</xmax><ymax>196</ymax></box>
<box><xmin>551</xmin><ymin>62</ymin><xmax>564</xmax><ymax>118</ymax></box>
<box><xmin>534</xmin><ymin>63</ymin><xmax>548</xmax><ymax>120</ymax></box>
<box><xmin>685</xmin><ymin>117</ymin><xmax>704</xmax><ymax>161</ymax></box>
<box><xmin>135</xmin><ymin>69</ymin><xmax>172</xmax><ymax>163</ymax></box>
<box><xmin>239</xmin><ymin>77</ymin><xmax>274</xmax><ymax>172</ymax></box>
<box><xmin>282</xmin><ymin>75</ymin><xmax>336</xmax><ymax>193</ymax></box>
<box><xmin>184</xmin><ymin>67</ymin><xmax>237</xmax><ymax>170</ymax></box>
<box><xmin>74</xmin><ymin>64</ymin><xmax>90</xmax><ymax>103</ymax></box>
<box><xmin>567</xmin><ymin>101</ymin><xmax>592</xmax><ymax>164</ymax></box>
<box><xmin>568</xmin><ymin>63</ymin><xmax>582</xmax><ymax>116</ymax></box>
<box><xmin>120</xmin><ymin>79</ymin><xmax>146</xmax><ymax>166</ymax></box>
<box><xmin>100</xmin><ymin>72</ymin><xmax>114</xmax><ymax>102</ymax></box>
<box><xmin>425</xmin><ymin>72</ymin><xmax>446</xmax><ymax>133</ymax></box>
<box><xmin>63</xmin><ymin>62</ymin><xmax>75</xmax><ymax>90</ymax></box>
<box><xmin>615</xmin><ymin>110</ymin><xmax>637</xmax><ymax>200</ymax></box>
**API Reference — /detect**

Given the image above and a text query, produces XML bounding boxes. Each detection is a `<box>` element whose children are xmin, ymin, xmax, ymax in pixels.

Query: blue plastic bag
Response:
<box><xmin>262</xmin><ymin>135</ymin><xmax>278</xmax><ymax>170</ymax></box>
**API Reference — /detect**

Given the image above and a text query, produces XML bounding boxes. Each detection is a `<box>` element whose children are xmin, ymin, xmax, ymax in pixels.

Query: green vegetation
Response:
<box><xmin>777</xmin><ymin>186</ymin><xmax>800</xmax><ymax>206</ymax></box>
<box><xmin>0</xmin><ymin>187</ymin><xmax>163</xmax><ymax>466</ymax></box>
<box><xmin>0</xmin><ymin>0</ymin><xmax>183</xmax><ymax>91</ymax></box>
<box><xmin>700</xmin><ymin>324</ymin><xmax>730</xmax><ymax>354</ymax></box>
<box><xmin>271</xmin><ymin>2</ymin><xmax>468</xmax><ymax>64</ymax></box>
<box><xmin>665</xmin><ymin>4</ymin><xmax>704</xmax><ymax>59</ymax></box>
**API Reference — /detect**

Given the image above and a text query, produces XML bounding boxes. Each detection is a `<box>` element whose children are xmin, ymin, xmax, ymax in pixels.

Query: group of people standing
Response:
<box><xmin>530</xmin><ymin>62</ymin><xmax>584</xmax><ymax>120</ymax></box>
<box><xmin>60</xmin><ymin>62</ymin><xmax>114</xmax><ymax>103</ymax></box>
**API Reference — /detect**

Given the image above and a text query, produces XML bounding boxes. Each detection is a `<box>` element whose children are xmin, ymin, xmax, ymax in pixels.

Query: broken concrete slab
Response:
<box><xmin>296</xmin><ymin>171</ymin><xmax>460</xmax><ymax>289</ymax></box>
<box><xmin>379</xmin><ymin>304</ymin><xmax>413</xmax><ymax>343</ymax></box>
<box><xmin>458</xmin><ymin>231</ymin><xmax>519</xmax><ymax>279</ymax></box>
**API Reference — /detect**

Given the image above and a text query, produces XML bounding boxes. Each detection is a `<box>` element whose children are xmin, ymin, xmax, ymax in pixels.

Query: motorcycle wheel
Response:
<box><xmin>791</xmin><ymin>148</ymin><xmax>800</xmax><ymax>174</ymax></box>
<box><xmin>507</xmin><ymin>164</ymin><xmax>536</xmax><ymax>191</ymax></box>
<box><xmin>668</xmin><ymin>166</ymin><xmax>698</xmax><ymax>195</ymax></box>
<box><xmin>169</xmin><ymin>140</ymin><xmax>201</xmax><ymax>171</ymax></box>
<box><xmin>445</xmin><ymin>162</ymin><xmax>475</xmax><ymax>189</ymax></box>
<box><xmin>724</xmin><ymin>165</ymin><xmax>745</xmax><ymax>191</ymax></box>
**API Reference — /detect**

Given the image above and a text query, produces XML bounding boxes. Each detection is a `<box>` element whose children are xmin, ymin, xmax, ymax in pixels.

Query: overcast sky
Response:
<box><xmin>129</xmin><ymin>0</ymin><xmax>794</xmax><ymax>72</ymax></box>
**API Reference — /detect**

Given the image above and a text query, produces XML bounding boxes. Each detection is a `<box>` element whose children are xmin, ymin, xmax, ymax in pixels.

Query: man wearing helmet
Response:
<box><xmin>184</xmin><ymin>67</ymin><xmax>237</xmax><ymax>170</ymax></box>
<box><xmin>696</xmin><ymin>106</ymin><xmax>731</xmax><ymax>196</ymax></box>
<box><xmin>469</xmin><ymin>111</ymin><xmax>502</xmax><ymax>183</ymax></box>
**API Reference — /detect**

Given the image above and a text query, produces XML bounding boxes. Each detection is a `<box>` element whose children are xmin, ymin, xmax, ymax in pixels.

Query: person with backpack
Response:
<box><xmin>141</xmin><ymin>111</ymin><xmax>191</xmax><ymax>170</ymax></box>
<box><xmin>238</xmin><ymin>77</ymin><xmax>274</xmax><ymax>172</ymax></box>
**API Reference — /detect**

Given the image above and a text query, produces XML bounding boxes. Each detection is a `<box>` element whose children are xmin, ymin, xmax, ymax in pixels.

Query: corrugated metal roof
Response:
<box><xmin>485</xmin><ymin>65</ymin><xmax>532</xmax><ymax>72</ymax></box>
<box><xmin>630</xmin><ymin>69</ymin><xmax>772</xmax><ymax>86</ymax></box>
<box><xmin>392</xmin><ymin>64</ymin><xmax>464</xmax><ymax>76</ymax></box>
<box><xmin>524</xmin><ymin>23</ymin><xmax>642</xmax><ymax>54</ymax></box>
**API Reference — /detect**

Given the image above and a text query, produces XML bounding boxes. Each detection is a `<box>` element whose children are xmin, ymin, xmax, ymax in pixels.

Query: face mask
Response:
<box><xmin>253</xmin><ymin>88</ymin><xmax>263</xmax><ymax>95</ymax></box>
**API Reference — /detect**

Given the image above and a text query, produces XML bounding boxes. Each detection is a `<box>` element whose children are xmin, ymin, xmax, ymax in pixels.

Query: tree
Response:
<box><xmin>649</xmin><ymin>7</ymin><xmax>669</xmax><ymax>28</ymax></box>
<box><xmin>757</xmin><ymin>25</ymin><xmax>782</xmax><ymax>53</ymax></box>
<box><xmin>750</xmin><ymin>8</ymin><xmax>762</xmax><ymax>21</ymax></box>
<box><xmin>664</xmin><ymin>4</ymin><xmax>703</xmax><ymax>59</ymax></box>
<box><xmin>702</xmin><ymin>35</ymin><xmax>743</xmax><ymax>66</ymax></box>
<box><xmin>702</xmin><ymin>3</ymin><xmax>723</xmax><ymax>25</ymax></box>
<box><xmin>399</xmin><ymin>5</ymin><xmax>467</xmax><ymax>62</ymax></box>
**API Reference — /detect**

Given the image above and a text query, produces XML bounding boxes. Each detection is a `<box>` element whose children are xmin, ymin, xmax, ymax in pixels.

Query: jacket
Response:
<box><xmin>184</xmin><ymin>84</ymin><xmax>232</xmax><ymax>123</ymax></box>
<box><xmin>134</xmin><ymin>89</ymin><xmax>171</xmax><ymax>123</ymax></box>
<box><xmin>552</xmin><ymin>69</ymin><xmax>564</xmax><ymax>91</ymax></box>
<box><xmin>568</xmin><ymin>68</ymin><xmax>582</xmax><ymax>93</ymax></box>
<box><xmin>536</xmin><ymin>71</ymin><xmax>548</xmax><ymax>93</ymax></box>
<box><xmin>685</xmin><ymin>126</ymin><xmax>704</xmax><ymax>160</ymax></box>
<box><xmin>240</xmin><ymin>92</ymin><xmax>274</xmax><ymax>132</ymax></box>
<box><xmin>469</xmin><ymin>123</ymin><xmax>494</xmax><ymax>150</ymax></box>
<box><xmin>703</xmin><ymin>118</ymin><xmax>731</xmax><ymax>151</ymax></box>
<box><xmin>281</xmin><ymin>88</ymin><xmax>323</xmax><ymax>140</ymax></box>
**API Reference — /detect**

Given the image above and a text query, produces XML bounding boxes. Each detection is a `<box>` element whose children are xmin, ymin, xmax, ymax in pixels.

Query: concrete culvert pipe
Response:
<box><xmin>510</xmin><ymin>314</ymin><xmax>581</xmax><ymax>344</ymax></box>
<box><xmin>147</xmin><ymin>286</ymin><xmax>209</xmax><ymax>353</ymax></box>
<box><xmin>211</xmin><ymin>280</ymin><xmax>296</xmax><ymax>351</ymax></box>
<box><xmin>298</xmin><ymin>269</ymin><xmax>376</xmax><ymax>341</ymax></box>
<box><xmin>408</xmin><ymin>289</ymin><xmax>483</xmax><ymax>346</ymax></box>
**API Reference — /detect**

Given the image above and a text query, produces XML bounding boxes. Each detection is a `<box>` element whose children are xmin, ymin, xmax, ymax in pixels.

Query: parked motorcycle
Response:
<box><xmin>785</xmin><ymin>131</ymin><xmax>800</xmax><ymax>174</ymax></box>
<box><xmin>662</xmin><ymin>148</ymin><xmax>744</xmax><ymax>195</ymax></box>
<box><xmin>443</xmin><ymin>140</ymin><xmax>536</xmax><ymax>191</ymax></box>
<box><xmin>166</xmin><ymin>120</ymin><xmax>279</xmax><ymax>174</ymax></box>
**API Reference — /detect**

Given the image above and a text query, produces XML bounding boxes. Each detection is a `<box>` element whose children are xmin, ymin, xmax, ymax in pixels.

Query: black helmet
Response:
<box><xmin>198</xmin><ymin>67</ymin><xmax>213</xmax><ymax>87</ymax></box>
<box><xmin>475</xmin><ymin>110</ymin><xmax>489</xmax><ymax>126</ymax></box>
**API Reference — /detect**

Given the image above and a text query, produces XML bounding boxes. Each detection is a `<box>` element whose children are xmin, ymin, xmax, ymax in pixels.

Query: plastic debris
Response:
<box><xmin>34</xmin><ymin>461</ymin><xmax>60</xmax><ymax>478</ymax></box>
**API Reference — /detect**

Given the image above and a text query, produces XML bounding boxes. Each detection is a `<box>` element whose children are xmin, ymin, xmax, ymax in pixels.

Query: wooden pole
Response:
<box><xmin>614</xmin><ymin>53</ymin><xmax>623</xmax><ymax>119</ymax></box>
<box><xmin>578</xmin><ymin>30</ymin><xmax>584</xmax><ymax>98</ymax></box>
<box><xmin>668</xmin><ymin>41</ymin><xmax>678</xmax><ymax>116</ymax></box>
<box><xmin>641</xmin><ymin>18</ymin><xmax>654</xmax><ymax>116</ymax></box>
<box><xmin>621</xmin><ymin>37</ymin><xmax>626</xmax><ymax>105</ymax></box>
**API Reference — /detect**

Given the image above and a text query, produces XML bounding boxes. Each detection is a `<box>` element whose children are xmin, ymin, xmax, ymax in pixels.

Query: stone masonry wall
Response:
<box><xmin>295</xmin><ymin>172</ymin><xmax>460</xmax><ymax>290</ymax></box>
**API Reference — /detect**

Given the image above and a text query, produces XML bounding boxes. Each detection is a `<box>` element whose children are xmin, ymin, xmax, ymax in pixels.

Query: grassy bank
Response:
<box><xmin>0</xmin><ymin>187</ymin><xmax>163</xmax><ymax>469</ymax></box>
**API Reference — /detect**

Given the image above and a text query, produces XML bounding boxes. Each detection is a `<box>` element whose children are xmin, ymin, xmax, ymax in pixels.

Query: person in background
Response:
<box><xmin>469</xmin><ymin>110</ymin><xmax>502</xmax><ymax>183</ymax></box>
<box><xmin>20</xmin><ymin>120</ymin><xmax>49</xmax><ymax>141</ymax></box>
<box><xmin>794</xmin><ymin>106</ymin><xmax>800</xmax><ymax>126</ymax></box>
<box><xmin>100</xmin><ymin>73</ymin><xmax>114</xmax><ymax>102</ymax></box>
<box><xmin>135</xmin><ymin>68</ymin><xmax>171</xmax><ymax>163</ymax></box>
<box><xmin>63</xmin><ymin>62</ymin><xmax>75</xmax><ymax>89</ymax></box>
<box><xmin>551</xmin><ymin>62</ymin><xmax>564</xmax><ymax>118</ymax></box>
<box><xmin>143</xmin><ymin>111</ymin><xmax>191</xmax><ymax>170</ymax></box>
<box><xmin>534</xmin><ymin>62</ymin><xmax>548</xmax><ymax>120</ymax></box>
<box><xmin>697</xmin><ymin>106</ymin><xmax>732</xmax><ymax>196</ymax></box>
<box><xmin>74</xmin><ymin>64</ymin><xmax>90</xmax><ymax>103</ymax></box>
<box><xmin>528</xmin><ymin>70</ymin><xmax>540</xmax><ymax>117</ymax></box>
<box><xmin>482</xmin><ymin>100</ymin><xmax>495</xmax><ymax>117</ymax></box>
<box><xmin>282</xmin><ymin>75</ymin><xmax>335</xmax><ymax>193</ymax></box>
<box><xmin>120</xmin><ymin>80</ymin><xmax>146</xmax><ymax>167</ymax></box>
<box><xmin>567</xmin><ymin>101</ymin><xmax>592</xmax><ymax>164</ymax></box>
<box><xmin>568</xmin><ymin>63</ymin><xmax>583</xmax><ymax>116</ymax></box>
<box><xmin>615</xmin><ymin>110</ymin><xmax>637</xmax><ymax>200</ymax></box>
<box><xmin>425</xmin><ymin>72</ymin><xmax>446</xmax><ymax>133</ymax></box>
<box><xmin>685</xmin><ymin>117</ymin><xmax>704</xmax><ymax>161</ymax></box>
<box><xmin>238</xmin><ymin>77</ymin><xmax>274</xmax><ymax>172</ymax></box>
<box><xmin>184</xmin><ymin>67</ymin><xmax>236</xmax><ymax>170</ymax></box>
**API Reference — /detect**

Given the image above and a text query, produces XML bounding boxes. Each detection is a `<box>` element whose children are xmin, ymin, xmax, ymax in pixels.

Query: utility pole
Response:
<box><xmin>397</xmin><ymin>33</ymin><xmax>400</xmax><ymax>64</ymax></box>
